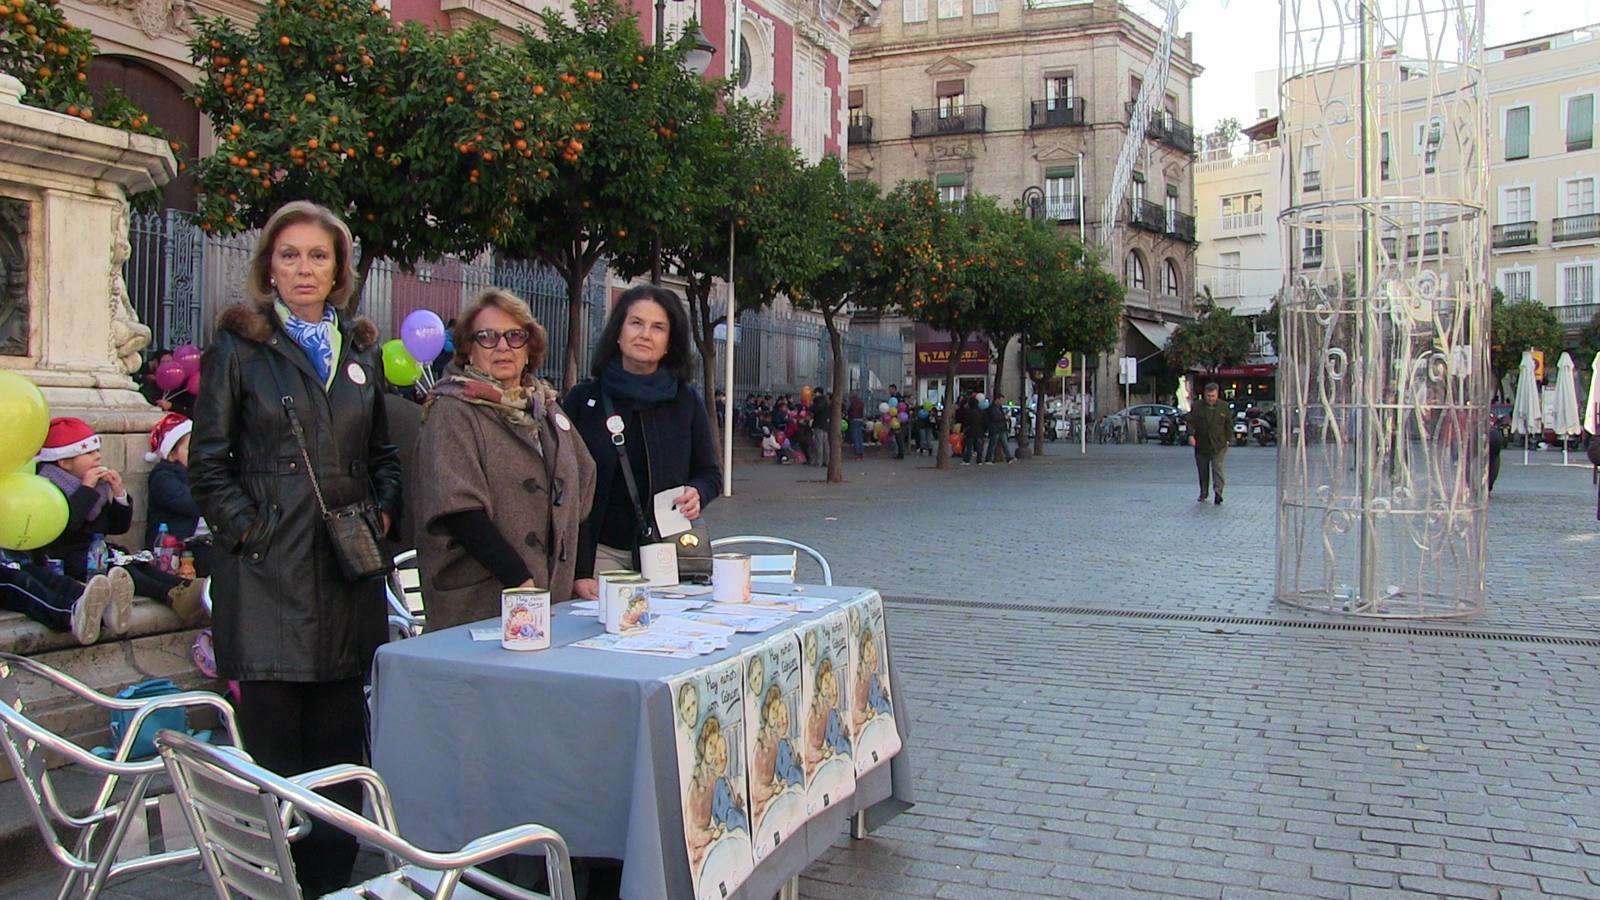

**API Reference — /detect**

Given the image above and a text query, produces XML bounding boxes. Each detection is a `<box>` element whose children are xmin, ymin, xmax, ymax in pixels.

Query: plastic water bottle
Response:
<box><xmin>154</xmin><ymin>523</ymin><xmax>172</xmax><ymax>572</ymax></box>
<box><xmin>86</xmin><ymin>533</ymin><xmax>109</xmax><ymax>576</ymax></box>
<box><xmin>177</xmin><ymin>552</ymin><xmax>196</xmax><ymax>580</ymax></box>
<box><xmin>158</xmin><ymin>524</ymin><xmax>182</xmax><ymax>574</ymax></box>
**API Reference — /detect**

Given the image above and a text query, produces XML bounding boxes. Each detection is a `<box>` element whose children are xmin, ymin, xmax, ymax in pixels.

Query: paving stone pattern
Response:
<box><xmin>10</xmin><ymin>442</ymin><xmax>1598</xmax><ymax>899</ymax></box>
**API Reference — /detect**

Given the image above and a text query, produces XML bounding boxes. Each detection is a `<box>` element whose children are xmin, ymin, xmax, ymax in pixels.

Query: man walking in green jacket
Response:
<box><xmin>1188</xmin><ymin>381</ymin><xmax>1232</xmax><ymax>505</ymax></box>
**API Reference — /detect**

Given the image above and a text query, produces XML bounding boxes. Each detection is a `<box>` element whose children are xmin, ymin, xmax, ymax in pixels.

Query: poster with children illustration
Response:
<box><xmin>739</xmin><ymin>635</ymin><xmax>807</xmax><ymax>860</ymax></box>
<box><xmin>668</xmin><ymin>659</ymin><xmax>754</xmax><ymax>900</ymax></box>
<box><xmin>799</xmin><ymin>610</ymin><xmax>855</xmax><ymax>816</ymax></box>
<box><xmin>846</xmin><ymin>595</ymin><xmax>901</xmax><ymax>776</ymax></box>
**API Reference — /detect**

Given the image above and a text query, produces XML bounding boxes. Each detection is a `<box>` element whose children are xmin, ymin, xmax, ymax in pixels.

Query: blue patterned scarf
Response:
<box><xmin>278</xmin><ymin>302</ymin><xmax>336</xmax><ymax>383</ymax></box>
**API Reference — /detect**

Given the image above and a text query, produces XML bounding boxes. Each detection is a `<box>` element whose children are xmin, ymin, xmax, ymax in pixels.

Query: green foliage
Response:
<box><xmin>1166</xmin><ymin>298</ymin><xmax>1253</xmax><ymax>372</ymax></box>
<box><xmin>1576</xmin><ymin>312</ymin><xmax>1600</xmax><ymax>367</ymax></box>
<box><xmin>499</xmin><ymin>0</ymin><xmax>724</xmax><ymax>386</ymax></box>
<box><xmin>189</xmin><ymin>0</ymin><xmax>573</xmax><ymax>275</ymax></box>
<box><xmin>1</xmin><ymin>0</ymin><xmax>170</xmax><ymax>204</ymax></box>
<box><xmin>1490</xmin><ymin>296</ymin><xmax>1562</xmax><ymax>384</ymax></box>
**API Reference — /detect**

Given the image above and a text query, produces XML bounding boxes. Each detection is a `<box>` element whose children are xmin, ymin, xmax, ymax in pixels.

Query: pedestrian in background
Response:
<box><xmin>888</xmin><ymin>384</ymin><xmax>908</xmax><ymax>460</ymax></box>
<box><xmin>847</xmin><ymin>393</ymin><xmax>866</xmax><ymax>459</ymax></box>
<box><xmin>987</xmin><ymin>392</ymin><xmax>1013</xmax><ymax>464</ymax></box>
<box><xmin>960</xmin><ymin>394</ymin><xmax>988</xmax><ymax>465</ymax></box>
<box><xmin>1188</xmin><ymin>381</ymin><xmax>1231</xmax><ymax>505</ymax></box>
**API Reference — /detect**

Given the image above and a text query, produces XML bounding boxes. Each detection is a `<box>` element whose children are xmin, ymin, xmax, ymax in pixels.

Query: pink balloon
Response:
<box><xmin>185</xmin><ymin>370</ymin><xmax>201</xmax><ymax>396</ymax></box>
<box><xmin>174</xmin><ymin>344</ymin><xmax>202</xmax><ymax>377</ymax></box>
<box><xmin>154</xmin><ymin>360</ymin><xmax>186</xmax><ymax>392</ymax></box>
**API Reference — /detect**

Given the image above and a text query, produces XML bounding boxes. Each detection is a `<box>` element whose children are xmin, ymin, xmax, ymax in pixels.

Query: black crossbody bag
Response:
<box><xmin>601</xmin><ymin>390</ymin><xmax>712</xmax><ymax>582</ymax></box>
<box><xmin>266</xmin><ymin>352</ymin><xmax>391</xmax><ymax>583</ymax></box>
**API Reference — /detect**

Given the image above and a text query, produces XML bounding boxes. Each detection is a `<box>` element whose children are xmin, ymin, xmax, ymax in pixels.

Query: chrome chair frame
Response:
<box><xmin>0</xmin><ymin>652</ymin><xmax>242</xmax><ymax>899</ymax></box>
<box><xmin>385</xmin><ymin>549</ymin><xmax>425</xmax><ymax>640</ymax></box>
<box><xmin>707</xmin><ymin>535</ymin><xmax>834</xmax><ymax>586</ymax></box>
<box><xmin>155</xmin><ymin>730</ymin><xmax>575</xmax><ymax>900</ymax></box>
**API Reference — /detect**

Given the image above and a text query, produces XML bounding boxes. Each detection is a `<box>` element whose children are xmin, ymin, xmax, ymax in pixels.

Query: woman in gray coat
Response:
<box><xmin>189</xmin><ymin>201</ymin><xmax>402</xmax><ymax>895</ymax></box>
<box><xmin>413</xmin><ymin>289</ymin><xmax>596</xmax><ymax>630</ymax></box>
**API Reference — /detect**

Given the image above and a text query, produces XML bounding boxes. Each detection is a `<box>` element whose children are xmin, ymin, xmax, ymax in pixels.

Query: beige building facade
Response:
<box><xmin>846</xmin><ymin>0</ymin><xmax>1201</xmax><ymax>410</ymax></box>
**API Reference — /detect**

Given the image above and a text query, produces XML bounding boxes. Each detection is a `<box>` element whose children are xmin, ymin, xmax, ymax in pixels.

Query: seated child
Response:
<box><xmin>142</xmin><ymin>413</ymin><xmax>211</xmax><ymax>577</ymax></box>
<box><xmin>32</xmin><ymin>417</ymin><xmax>206</xmax><ymax>627</ymax></box>
<box><xmin>0</xmin><ymin>551</ymin><xmax>118</xmax><ymax>645</ymax></box>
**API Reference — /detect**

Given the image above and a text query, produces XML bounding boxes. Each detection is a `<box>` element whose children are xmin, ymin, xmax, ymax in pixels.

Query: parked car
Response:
<box><xmin>1107</xmin><ymin>404</ymin><xmax>1181</xmax><ymax>440</ymax></box>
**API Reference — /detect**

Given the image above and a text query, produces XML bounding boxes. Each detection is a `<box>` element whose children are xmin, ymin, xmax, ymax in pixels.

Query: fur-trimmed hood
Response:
<box><xmin>217</xmin><ymin>299</ymin><xmax>378</xmax><ymax>350</ymax></box>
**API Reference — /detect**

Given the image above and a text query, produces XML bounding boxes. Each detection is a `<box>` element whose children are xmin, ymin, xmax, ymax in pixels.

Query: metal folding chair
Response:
<box><xmin>708</xmin><ymin>535</ymin><xmax>834</xmax><ymax>586</ymax></box>
<box><xmin>0</xmin><ymin>652</ymin><xmax>242</xmax><ymax>899</ymax></box>
<box><xmin>154</xmin><ymin>730</ymin><xmax>575</xmax><ymax>900</ymax></box>
<box><xmin>385</xmin><ymin>549</ymin><xmax>426</xmax><ymax>641</ymax></box>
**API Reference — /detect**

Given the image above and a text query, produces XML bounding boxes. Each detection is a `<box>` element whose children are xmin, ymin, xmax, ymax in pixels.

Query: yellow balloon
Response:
<box><xmin>0</xmin><ymin>472</ymin><xmax>70</xmax><ymax>551</ymax></box>
<box><xmin>0</xmin><ymin>372</ymin><xmax>49</xmax><ymax>472</ymax></box>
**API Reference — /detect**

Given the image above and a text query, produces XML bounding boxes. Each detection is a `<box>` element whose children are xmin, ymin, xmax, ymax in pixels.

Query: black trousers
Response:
<box><xmin>0</xmin><ymin>562</ymin><xmax>81</xmax><ymax>631</ymax></box>
<box><xmin>236</xmin><ymin>677</ymin><xmax>367</xmax><ymax>895</ymax></box>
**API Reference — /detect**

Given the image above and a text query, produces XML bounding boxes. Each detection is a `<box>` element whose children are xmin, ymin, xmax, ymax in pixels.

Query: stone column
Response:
<box><xmin>0</xmin><ymin>73</ymin><xmax>176</xmax><ymax>542</ymax></box>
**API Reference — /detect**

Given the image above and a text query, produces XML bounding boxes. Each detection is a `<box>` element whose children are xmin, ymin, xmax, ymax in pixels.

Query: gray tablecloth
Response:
<box><xmin>370</xmin><ymin>584</ymin><xmax>914</xmax><ymax>899</ymax></box>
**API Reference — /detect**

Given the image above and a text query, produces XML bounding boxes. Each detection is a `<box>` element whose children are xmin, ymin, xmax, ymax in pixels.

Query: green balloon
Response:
<box><xmin>382</xmin><ymin>339</ymin><xmax>423</xmax><ymax>386</ymax></box>
<box><xmin>840</xmin><ymin>420</ymin><xmax>849</xmax><ymax>434</ymax></box>
<box><xmin>0</xmin><ymin>472</ymin><xmax>70</xmax><ymax>551</ymax></box>
<box><xmin>0</xmin><ymin>371</ymin><xmax>49</xmax><ymax>472</ymax></box>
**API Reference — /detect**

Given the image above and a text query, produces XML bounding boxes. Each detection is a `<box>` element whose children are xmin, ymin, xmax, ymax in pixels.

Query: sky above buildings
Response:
<box><xmin>1168</xmin><ymin>0</ymin><xmax>1600</xmax><ymax>134</ymax></box>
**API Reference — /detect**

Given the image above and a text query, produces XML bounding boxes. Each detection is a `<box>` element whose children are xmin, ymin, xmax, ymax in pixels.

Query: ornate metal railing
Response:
<box><xmin>1029</xmin><ymin>97</ymin><xmax>1087</xmax><ymax>129</ymax></box>
<box><xmin>911</xmin><ymin>105</ymin><xmax>987</xmax><ymax>137</ymax></box>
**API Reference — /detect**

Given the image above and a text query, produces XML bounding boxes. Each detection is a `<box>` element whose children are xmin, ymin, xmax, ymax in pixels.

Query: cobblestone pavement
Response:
<box><xmin>10</xmin><ymin>442</ymin><xmax>1598</xmax><ymax>899</ymax></box>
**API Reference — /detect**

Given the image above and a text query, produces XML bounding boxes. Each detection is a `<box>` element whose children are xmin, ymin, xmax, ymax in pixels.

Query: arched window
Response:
<box><xmin>1164</xmin><ymin>259</ymin><xmax>1181</xmax><ymax>296</ymax></box>
<box><xmin>1124</xmin><ymin>251</ymin><xmax>1147</xmax><ymax>290</ymax></box>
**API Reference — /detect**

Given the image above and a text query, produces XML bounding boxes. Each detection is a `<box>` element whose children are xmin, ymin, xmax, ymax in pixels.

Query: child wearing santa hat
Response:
<box><xmin>0</xmin><ymin>553</ymin><xmax>118</xmax><ymax>645</ymax></box>
<box><xmin>143</xmin><ymin>413</ymin><xmax>202</xmax><ymax>548</ymax></box>
<box><xmin>32</xmin><ymin>417</ymin><xmax>205</xmax><ymax>628</ymax></box>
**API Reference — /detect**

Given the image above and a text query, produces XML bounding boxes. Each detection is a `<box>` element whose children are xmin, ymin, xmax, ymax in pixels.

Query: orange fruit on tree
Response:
<box><xmin>279</xmin><ymin>35</ymin><xmax>291</xmax><ymax>46</ymax></box>
<box><xmin>304</xmin><ymin>92</ymin><xmax>316</xmax><ymax>102</ymax></box>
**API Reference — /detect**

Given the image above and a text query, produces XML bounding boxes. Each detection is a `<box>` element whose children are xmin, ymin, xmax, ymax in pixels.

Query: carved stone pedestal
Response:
<box><xmin>0</xmin><ymin>73</ymin><xmax>176</xmax><ymax>540</ymax></box>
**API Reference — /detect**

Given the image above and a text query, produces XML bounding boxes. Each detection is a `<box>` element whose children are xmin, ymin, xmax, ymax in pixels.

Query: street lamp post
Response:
<box><xmin>1016</xmin><ymin>186</ymin><xmax>1046</xmax><ymax>459</ymax></box>
<box><xmin>1021</xmin><ymin>185</ymin><xmax>1045</xmax><ymax>222</ymax></box>
<box><xmin>651</xmin><ymin>0</ymin><xmax>715</xmax><ymax>284</ymax></box>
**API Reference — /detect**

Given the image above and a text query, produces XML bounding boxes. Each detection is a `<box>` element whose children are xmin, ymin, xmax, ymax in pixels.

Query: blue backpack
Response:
<box><xmin>93</xmin><ymin>678</ymin><xmax>213</xmax><ymax>761</ymax></box>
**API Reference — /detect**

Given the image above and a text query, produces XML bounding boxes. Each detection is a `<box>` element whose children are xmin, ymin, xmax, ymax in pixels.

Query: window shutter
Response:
<box><xmin>848</xmin><ymin>89</ymin><xmax>864</xmax><ymax>108</ymax></box>
<box><xmin>1166</xmin><ymin>184</ymin><xmax>1179</xmax><ymax>197</ymax></box>
<box><xmin>936</xmin><ymin>172</ymin><xmax>966</xmax><ymax>188</ymax></box>
<box><xmin>1045</xmin><ymin>166</ymin><xmax>1075</xmax><ymax>179</ymax></box>
<box><xmin>1505</xmin><ymin>106</ymin><xmax>1530</xmax><ymax>159</ymax></box>
<box><xmin>1131</xmin><ymin>171</ymin><xmax>1146</xmax><ymax>183</ymax></box>
<box><xmin>1568</xmin><ymin>95</ymin><xmax>1594</xmax><ymax>149</ymax></box>
<box><xmin>936</xmin><ymin>80</ymin><xmax>965</xmax><ymax>98</ymax></box>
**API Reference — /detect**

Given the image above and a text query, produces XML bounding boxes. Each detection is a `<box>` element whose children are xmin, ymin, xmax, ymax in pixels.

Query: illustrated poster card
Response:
<box><xmin>669</xmin><ymin>659</ymin><xmax>754</xmax><ymax>900</ymax></box>
<box><xmin>739</xmin><ymin>634</ymin><xmax>808</xmax><ymax>861</ymax></box>
<box><xmin>846</xmin><ymin>595</ymin><xmax>902</xmax><ymax>776</ymax></box>
<box><xmin>799</xmin><ymin>610</ymin><xmax>855</xmax><ymax>815</ymax></box>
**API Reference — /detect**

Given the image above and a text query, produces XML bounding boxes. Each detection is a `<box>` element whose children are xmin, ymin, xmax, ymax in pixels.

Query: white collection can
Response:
<box><xmin>638</xmin><ymin>542</ymin><xmax>679</xmax><ymax>587</ymax></box>
<box><xmin>595</xmin><ymin>569</ymin><xmax>637</xmax><ymax>629</ymax></box>
<box><xmin>712</xmin><ymin>552</ymin><xmax>752</xmax><ymax>604</ymax></box>
<box><xmin>500</xmin><ymin>587</ymin><xmax>551</xmax><ymax>651</ymax></box>
<box><xmin>603</xmin><ymin>575</ymin><xmax>652</xmax><ymax>635</ymax></box>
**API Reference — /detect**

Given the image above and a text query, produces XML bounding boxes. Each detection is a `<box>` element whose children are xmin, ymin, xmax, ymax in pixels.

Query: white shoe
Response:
<box><xmin>71</xmin><ymin>575</ymin><xmax>110</xmax><ymax>645</ymax></box>
<box><xmin>105</xmin><ymin>567</ymin><xmax>135</xmax><ymax>635</ymax></box>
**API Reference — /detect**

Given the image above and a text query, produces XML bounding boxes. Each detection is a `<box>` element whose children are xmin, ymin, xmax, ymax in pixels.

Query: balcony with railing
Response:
<box><xmin>1406</xmin><ymin>232</ymin><xmax>1451</xmax><ymax>258</ymax></box>
<box><xmin>1029</xmin><ymin>97</ymin><xmax>1087</xmax><ymax>130</ymax></box>
<box><xmin>912</xmin><ymin>105</ymin><xmax>987</xmax><ymax>138</ymax></box>
<box><xmin>1125</xmin><ymin>102</ymin><xmax>1195</xmax><ymax>153</ymax></box>
<box><xmin>1553</xmin><ymin>213</ymin><xmax>1600</xmax><ymax>243</ymax></box>
<box><xmin>1218</xmin><ymin>210</ymin><xmax>1266</xmax><ymax>235</ymax></box>
<box><xmin>1167</xmin><ymin>210</ymin><xmax>1197</xmax><ymax>244</ymax></box>
<box><xmin>848</xmin><ymin>115</ymin><xmax>874</xmax><ymax>145</ymax></box>
<box><xmin>1044</xmin><ymin>194</ymin><xmax>1085</xmax><ymax>223</ymax></box>
<box><xmin>1557</xmin><ymin>303</ymin><xmax>1600</xmax><ymax>330</ymax></box>
<box><xmin>1302</xmin><ymin>169</ymin><xmax>1322</xmax><ymax>191</ymax></box>
<box><xmin>1128</xmin><ymin>198</ymin><xmax>1166</xmax><ymax>234</ymax></box>
<box><xmin>1491</xmin><ymin>221</ymin><xmax>1538</xmax><ymax>249</ymax></box>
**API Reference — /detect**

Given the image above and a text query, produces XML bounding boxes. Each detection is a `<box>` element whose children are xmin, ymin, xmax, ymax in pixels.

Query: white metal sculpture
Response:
<box><xmin>1276</xmin><ymin>0</ymin><xmax>1489</xmax><ymax>617</ymax></box>
<box><xmin>1100</xmin><ymin>0</ymin><xmax>1180</xmax><ymax>247</ymax></box>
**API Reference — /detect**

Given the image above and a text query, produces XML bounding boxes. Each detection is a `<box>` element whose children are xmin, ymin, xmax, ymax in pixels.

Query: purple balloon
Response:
<box><xmin>185</xmin><ymin>370</ymin><xmax>201</xmax><ymax>397</ymax></box>
<box><xmin>401</xmin><ymin>310</ymin><xmax>447</xmax><ymax>362</ymax></box>
<box><xmin>898</xmin><ymin>411</ymin><xmax>909</xmax><ymax>423</ymax></box>
<box><xmin>174</xmin><ymin>344</ymin><xmax>202</xmax><ymax>377</ymax></box>
<box><xmin>154</xmin><ymin>360</ymin><xmax>186</xmax><ymax>392</ymax></box>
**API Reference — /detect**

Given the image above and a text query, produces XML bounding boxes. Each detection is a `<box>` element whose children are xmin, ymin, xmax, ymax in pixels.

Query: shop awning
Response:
<box><xmin>1129</xmin><ymin>319</ymin><xmax>1177</xmax><ymax>352</ymax></box>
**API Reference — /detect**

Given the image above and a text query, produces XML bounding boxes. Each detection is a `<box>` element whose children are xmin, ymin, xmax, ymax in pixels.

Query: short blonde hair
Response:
<box><xmin>245</xmin><ymin>201</ymin><xmax>359</xmax><ymax>312</ymax></box>
<box><xmin>454</xmin><ymin>288</ymin><xmax>549</xmax><ymax>374</ymax></box>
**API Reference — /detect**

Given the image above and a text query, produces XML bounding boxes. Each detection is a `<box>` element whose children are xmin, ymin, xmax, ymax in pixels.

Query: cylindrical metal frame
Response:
<box><xmin>1276</xmin><ymin>0</ymin><xmax>1490</xmax><ymax>618</ymax></box>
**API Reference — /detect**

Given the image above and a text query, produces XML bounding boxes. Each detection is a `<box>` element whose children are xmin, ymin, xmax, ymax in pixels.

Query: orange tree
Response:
<box><xmin>188</xmin><ymin>0</ymin><xmax>574</xmax><ymax>289</ymax></box>
<box><xmin>1</xmin><ymin>0</ymin><xmax>171</xmax><ymax>203</ymax></box>
<box><xmin>744</xmin><ymin>159</ymin><xmax>894</xmax><ymax>483</ymax></box>
<box><xmin>611</xmin><ymin>97</ymin><xmax>792</xmax><ymax>443</ymax></box>
<box><xmin>499</xmin><ymin>0</ymin><xmax>723</xmax><ymax>390</ymax></box>
<box><xmin>1018</xmin><ymin>230</ymin><xmax>1122</xmax><ymax>454</ymax></box>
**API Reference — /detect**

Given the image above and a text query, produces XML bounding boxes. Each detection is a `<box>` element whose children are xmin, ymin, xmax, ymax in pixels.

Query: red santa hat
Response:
<box><xmin>145</xmin><ymin>412</ymin><xmax>193</xmax><ymax>463</ymax></box>
<box><xmin>34</xmin><ymin>417</ymin><xmax>101</xmax><ymax>463</ymax></box>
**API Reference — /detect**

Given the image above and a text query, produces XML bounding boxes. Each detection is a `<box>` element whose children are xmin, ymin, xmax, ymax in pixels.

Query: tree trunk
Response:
<box><xmin>824</xmin><ymin>308</ymin><xmax>846</xmax><ymax>484</ymax></box>
<box><xmin>1017</xmin><ymin>339</ymin><xmax>1033</xmax><ymax>457</ymax></box>
<box><xmin>689</xmin><ymin>280</ymin><xmax>721</xmax><ymax>457</ymax></box>
<box><xmin>1032</xmin><ymin>375</ymin><xmax>1047</xmax><ymax>456</ymax></box>
<box><xmin>562</xmin><ymin>264</ymin><xmax>585</xmax><ymax>392</ymax></box>
<box><xmin>935</xmin><ymin>331</ymin><xmax>967</xmax><ymax>470</ymax></box>
<box><xmin>991</xmin><ymin>337</ymin><xmax>1008</xmax><ymax>397</ymax></box>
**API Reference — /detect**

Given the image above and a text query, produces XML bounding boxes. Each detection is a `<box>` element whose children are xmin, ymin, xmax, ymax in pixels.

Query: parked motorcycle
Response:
<box><xmin>1233</xmin><ymin>410</ymin><xmax>1250</xmax><ymax>447</ymax></box>
<box><xmin>1158</xmin><ymin>411</ymin><xmax>1186</xmax><ymax>445</ymax></box>
<box><xmin>1249</xmin><ymin>408</ymin><xmax>1277</xmax><ymax>446</ymax></box>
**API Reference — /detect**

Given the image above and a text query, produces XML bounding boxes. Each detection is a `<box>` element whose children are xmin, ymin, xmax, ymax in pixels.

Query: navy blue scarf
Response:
<box><xmin>600</xmin><ymin>357</ymin><xmax>678</xmax><ymax>406</ymax></box>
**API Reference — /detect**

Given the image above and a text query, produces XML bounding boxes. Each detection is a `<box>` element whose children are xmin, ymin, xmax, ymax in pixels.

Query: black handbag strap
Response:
<box><xmin>263</xmin><ymin>350</ymin><xmax>337</xmax><ymax>519</ymax></box>
<box><xmin>600</xmin><ymin>389</ymin><xmax>655</xmax><ymax>541</ymax></box>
